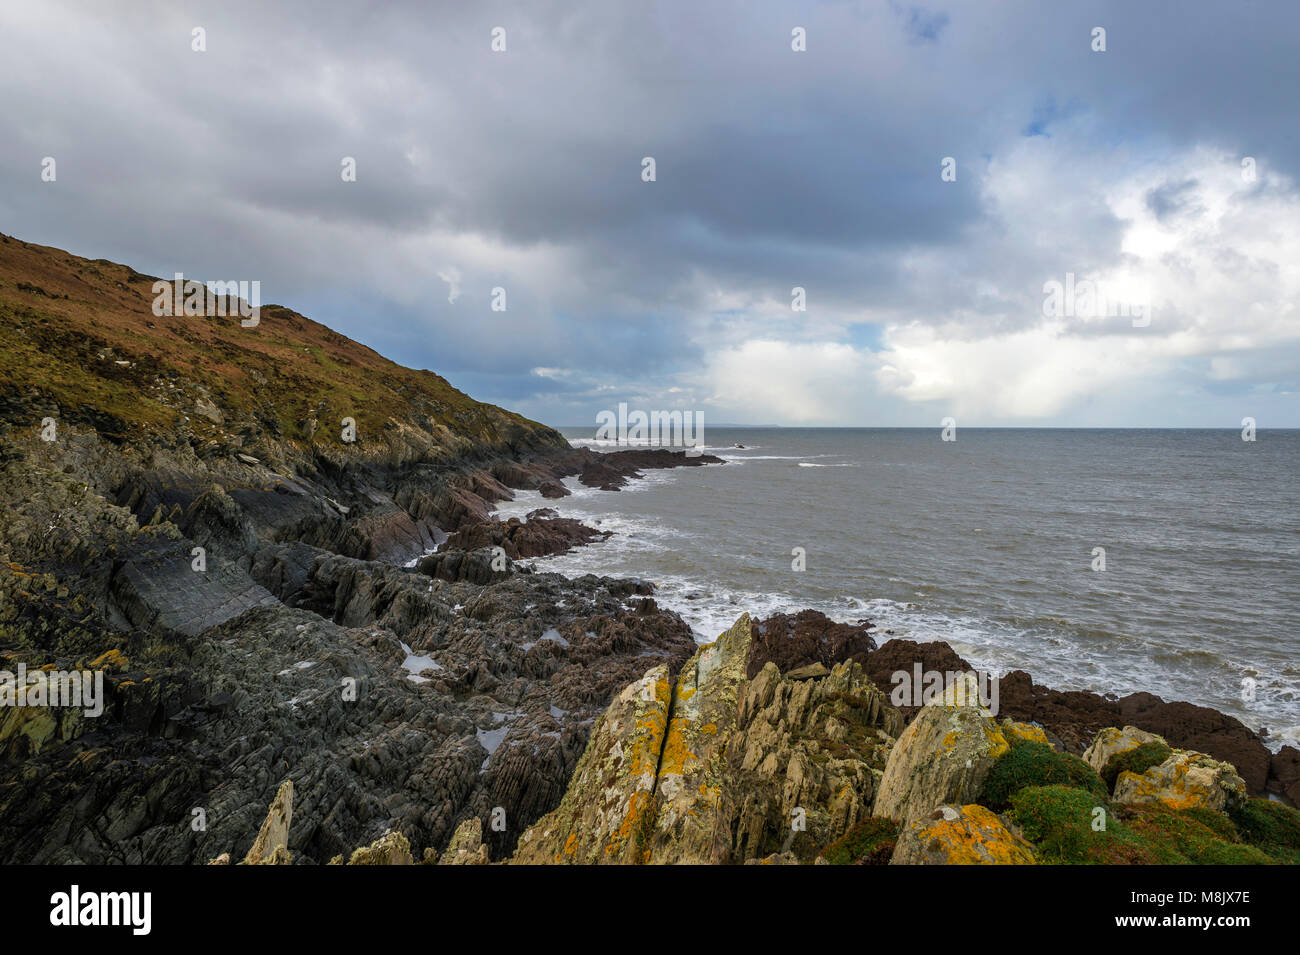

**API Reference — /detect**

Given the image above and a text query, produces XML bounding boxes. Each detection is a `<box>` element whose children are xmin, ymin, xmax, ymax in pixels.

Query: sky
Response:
<box><xmin>2</xmin><ymin>0</ymin><xmax>1298</xmax><ymax>428</ymax></box>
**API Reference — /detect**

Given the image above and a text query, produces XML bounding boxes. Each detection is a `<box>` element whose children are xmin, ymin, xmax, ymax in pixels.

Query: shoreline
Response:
<box><xmin>462</xmin><ymin>452</ymin><xmax>1299</xmax><ymax>808</ymax></box>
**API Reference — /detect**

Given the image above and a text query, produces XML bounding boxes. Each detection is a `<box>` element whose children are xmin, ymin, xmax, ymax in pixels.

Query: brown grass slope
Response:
<box><xmin>0</xmin><ymin>231</ymin><xmax>565</xmax><ymax>464</ymax></box>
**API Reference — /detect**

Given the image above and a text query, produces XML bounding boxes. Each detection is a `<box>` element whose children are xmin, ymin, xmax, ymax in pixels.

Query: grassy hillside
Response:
<box><xmin>0</xmin><ymin>232</ymin><xmax>563</xmax><ymax>460</ymax></box>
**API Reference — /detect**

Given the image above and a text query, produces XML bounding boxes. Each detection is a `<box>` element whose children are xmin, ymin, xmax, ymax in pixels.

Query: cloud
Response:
<box><xmin>0</xmin><ymin>1</ymin><xmax>1297</xmax><ymax>425</ymax></box>
<box><xmin>436</xmin><ymin>266</ymin><xmax>462</xmax><ymax>305</ymax></box>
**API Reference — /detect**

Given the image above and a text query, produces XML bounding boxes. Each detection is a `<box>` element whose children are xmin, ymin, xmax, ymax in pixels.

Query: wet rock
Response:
<box><xmin>1269</xmin><ymin>746</ymin><xmax>1300</xmax><ymax>805</ymax></box>
<box><xmin>747</xmin><ymin>609</ymin><xmax>875</xmax><ymax>680</ymax></box>
<box><xmin>537</xmin><ymin>481</ymin><xmax>567</xmax><ymax>499</ymax></box>
<box><xmin>863</xmin><ymin>639</ymin><xmax>972</xmax><ymax>721</ymax></box>
<box><xmin>576</xmin><ymin>448</ymin><xmax>724</xmax><ymax>491</ymax></box>
<box><xmin>442</xmin><ymin>515</ymin><xmax>610</xmax><ymax>559</ymax></box>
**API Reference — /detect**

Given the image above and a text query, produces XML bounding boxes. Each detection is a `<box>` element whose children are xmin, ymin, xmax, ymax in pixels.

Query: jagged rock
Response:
<box><xmin>537</xmin><ymin>481</ymin><xmax>567</xmax><ymax>499</ymax></box>
<box><xmin>644</xmin><ymin>614</ymin><xmax>758</xmax><ymax>862</ymax></box>
<box><xmin>745</xmin><ymin>610</ymin><xmax>874</xmax><ymax>680</ymax></box>
<box><xmin>716</xmin><ymin>658</ymin><xmax>901</xmax><ymax>862</ymax></box>
<box><xmin>1112</xmin><ymin>752</ymin><xmax>1248</xmax><ymax>813</ymax></box>
<box><xmin>439</xmin><ymin>817</ymin><xmax>490</xmax><ymax>865</ymax></box>
<box><xmin>442</xmin><ymin>515</ymin><xmax>610</xmax><ymax>559</ymax></box>
<box><xmin>512</xmin><ymin>614</ymin><xmax>902</xmax><ymax>864</ymax></box>
<box><xmin>576</xmin><ymin>448</ymin><xmax>724</xmax><ymax>491</ymax></box>
<box><xmin>1082</xmin><ymin>725</ymin><xmax>1168</xmax><ymax>775</ymax></box>
<box><xmin>786</xmin><ymin>662</ymin><xmax>830</xmax><ymax>681</ymax></box>
<box><xmin>891</xmin><ymin>804</ymin><xmax>1036</xmax><ymax>865</ymax></box>
<box><xmin>346</xmin><ymin>830</ymin><xmax>413</xmax><ymax>865</ymax></box>
<box><xmin>873</xmin><ymin>674</ymin><xmax>1009</xmax><ymax>826</ymax></box>
<box><xmin>511</xmin><ymin>666</ymin><xmax>672</xmax><ymax>864</ymax></box>
<box><xmin>242</xmin><ymin>780</ymin><xmax>293</xmax><ymax>865</ymax></box>
<box><xmin>0</xmin><ymin>235</ymin><xmax>726</xmax><ymax>866</ymax></box>
<box><xmin>207</xmin><ymin>853</ymin><xmax>230</xmax><ymax>865</ymax></box>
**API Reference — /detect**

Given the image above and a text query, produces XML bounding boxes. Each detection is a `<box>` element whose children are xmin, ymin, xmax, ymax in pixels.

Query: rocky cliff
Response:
<box><xmin>0</xmin><ymin>234</ymin><xmax>718</xmax><ymax>862</ymax></box>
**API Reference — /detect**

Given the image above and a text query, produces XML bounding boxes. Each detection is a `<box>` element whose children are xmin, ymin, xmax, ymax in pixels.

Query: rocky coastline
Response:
<box><xmin>1</xmin><ymin>234</ymin><xmax>1296</xmax><ymax>865</ymax></box>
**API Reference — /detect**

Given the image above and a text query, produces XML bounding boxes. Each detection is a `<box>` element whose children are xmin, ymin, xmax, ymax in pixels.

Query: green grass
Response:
<box><xmin>978</xmin><ymin>739</ymin><xmax>1107</xmax><ymax>809</ymax></box>
<box><xmin>1009</xmin><ymin>785</ymin><xmax>1289</xmax><ymax>865</ymax></box>
<box><xmin>1229</xmin><ymin>798</ymin><xmax>1300</xmax><ymax>864</ymax></box>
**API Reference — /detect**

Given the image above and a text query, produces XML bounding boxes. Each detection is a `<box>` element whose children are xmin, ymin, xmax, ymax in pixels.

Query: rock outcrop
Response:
<box><xmin>242</xmin><ymin>780</ymin><xmax>293</xmax><ymax>865</ymax></box>
<box><xmin>512</xmin><ymin>612</ymin><xmax>903</xmax><ymax>864</ymax></box>
<box><xmin>0</xmin><ymin>234</ymin><xmax>720</xmax><ymax>865</ymax></box>
<box><xmin>437</xmin><ymin>818</ymin><xmax>489</xmax><ymax>865</ymax></box>
<box><xmin>343</xmin><ymin>830</ymin><xmax>414</xmax><ymax>865</ymax></box>
<box><xmin>890</xmin><ymin>804</ymin><xmax>1036</xmax><ymax>865</ymax></box>
<box><xmin>866</xmin><ymin>639</ymin><xmax>1286</xmax><ymax>800</ymax></box>
<box><xmin>1112</xmin><ymin>752</ymin><xmax>1248</xmax><ymax>813</ymax></box>
<box><xmin>872</xmin><ymin>674</ymin><xmax>1009</xmax><ymax>826</ymax></box>
<box><xmin>1082</xmin><ymin>725</ymin><xmax>1169</xmax><ymax>776</ymax></box>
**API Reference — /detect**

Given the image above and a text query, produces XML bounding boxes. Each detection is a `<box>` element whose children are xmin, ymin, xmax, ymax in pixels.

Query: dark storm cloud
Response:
<box><xmin>0</xmin><ymin>0</ymin><xmax>1297</xmax><ymax>424</ymax></box>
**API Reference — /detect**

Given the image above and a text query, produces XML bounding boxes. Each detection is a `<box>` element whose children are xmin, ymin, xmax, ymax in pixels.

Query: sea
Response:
<box><xmin>490</xmin><ymin>427</ymin><xmax>1299</xmax><ymax>751</ymax></box>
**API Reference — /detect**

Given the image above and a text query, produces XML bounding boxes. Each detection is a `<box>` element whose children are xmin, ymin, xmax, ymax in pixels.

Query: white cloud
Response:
<box><xmin>704</xmin><ymin>340</ymin><xmax>880</xmax><ymax>424</ymax></box>
<box><xmin>435</xmin><ymin>266</ymin><xmax>462</xmax><ymax>305</ymax></box>
<box><xmin>869</xmin><ymin>139</ymin><xmax>1300</xmax><ymax>419</ymax></box>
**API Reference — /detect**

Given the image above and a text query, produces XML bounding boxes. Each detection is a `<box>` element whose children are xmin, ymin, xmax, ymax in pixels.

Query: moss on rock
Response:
<box><xmin>1100</xmin><ymin>740</ymin><xmax>1173</xmax><ymax>791</ymax></box>
<box><xmin>978</xmin><ymin>740</ymin><xmax>1106</xmax><ymax>809</ymax></box>
<box><xmin>817</xmin><ymin>817</ymin><xmax>899</xmax><ymax>865</ymax></box>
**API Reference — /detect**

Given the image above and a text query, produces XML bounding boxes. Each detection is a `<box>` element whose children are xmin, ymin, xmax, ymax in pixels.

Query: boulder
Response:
<box><xmin>873</xmin><ymin>674</ymin><xmax>1009</xmax><ymax>826</ymax></box>
<box><xmin>1082</xmin><ymin>725</ymin><xmax>1168</xmax><ymax>775</ymax></box>
<box><xmin>1112</xmin><ymin>751</ymin><xmax>1248</xmax><ymax>813</ymax></box>
<box><xmin>891</xmin><ymin>804</ymin><xmax>1036</xmax><ymax>865</ymax></box>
